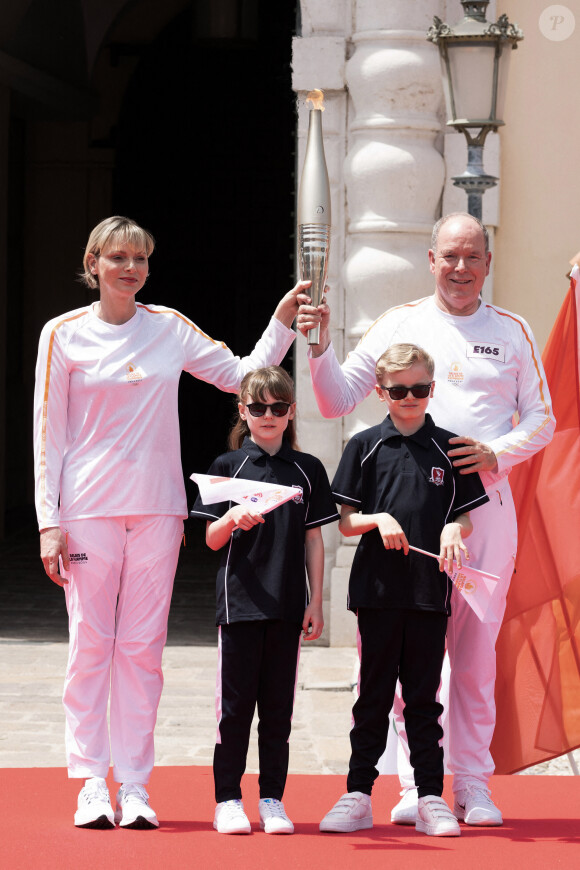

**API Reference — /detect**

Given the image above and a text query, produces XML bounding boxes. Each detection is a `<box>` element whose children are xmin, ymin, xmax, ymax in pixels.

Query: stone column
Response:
<box><xmin>331</xmin><ymin>0</ymin><xmax>446</xmax><ymax>645</ymax></box>
<box><xmin>294</xmin><ymin>1</ymin><xmax>447</xmax><ymax>645</ymax></box>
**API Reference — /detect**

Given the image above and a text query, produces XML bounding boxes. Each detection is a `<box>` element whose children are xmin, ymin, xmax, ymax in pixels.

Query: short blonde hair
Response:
<box><xmin>80</xmin><ymin>216</ymin><xmax>155</xmax><ymax>289</ymax></box>
<box><xmin>375</xmin><ymin>343</ymin><xmax>435</xmax><ymax>382</ymax></box>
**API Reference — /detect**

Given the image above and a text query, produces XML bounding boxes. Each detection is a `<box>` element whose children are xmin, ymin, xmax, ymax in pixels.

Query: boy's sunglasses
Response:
<box><xmin>245</xmin><ymin>402</ymin><xmax>291</xmax><ymax>418</ymax></box>
<box><xmin>378</xmin><ymin>383</ymin><xmax>432</xmax><ymax>401</ymax></box>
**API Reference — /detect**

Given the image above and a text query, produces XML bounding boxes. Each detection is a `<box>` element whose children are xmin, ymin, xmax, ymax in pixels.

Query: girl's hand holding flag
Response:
<box><xmin>227</xmin><ymin>505</ymin><xmax>265</xmax><ymax>531</ymax></box>
<box><xmin>191</xmin><ymin>473</ymin><xmax>300</xmax><ymax>515</ymax></box>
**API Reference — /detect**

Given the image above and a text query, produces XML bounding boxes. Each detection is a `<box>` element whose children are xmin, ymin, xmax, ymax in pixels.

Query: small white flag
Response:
<box><xmin>409</xmin><ymin>545</ymin><xmax>501</xmax><ymax>623</ymax></box>
<box><xmin>191</xmin><ymin>473</ymin><xmax>300</xmax><ymax>515</ymax></box>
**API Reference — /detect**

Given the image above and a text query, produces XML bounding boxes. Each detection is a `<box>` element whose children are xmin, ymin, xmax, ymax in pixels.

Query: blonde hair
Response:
<box><xmin>229</xmin><ymin>366</ymin><xmax>298</xmax><ymax>451</ymax></box>
<box><xmin>375</xmin><ymin>343</ymin><xmax>435</xmax><ymax>382</ymax></box>
<box><xmin>80</xmin><ymin>216</ymin><xmax>155</xmax><ymax>289</ymax></box>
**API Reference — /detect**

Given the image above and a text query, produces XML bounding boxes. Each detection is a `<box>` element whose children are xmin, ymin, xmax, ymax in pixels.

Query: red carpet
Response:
<box><xmin>1</xmin><ymin>768</ymin><xmax>577</xmax><ymax>869</ymax></box>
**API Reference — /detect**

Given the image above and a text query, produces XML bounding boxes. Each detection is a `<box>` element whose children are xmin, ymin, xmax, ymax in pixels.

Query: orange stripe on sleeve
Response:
<box><xmin>39</xmin><ymin>310</ymin><xmax>88</xmax><ymax>527</ymax></box>
<box><xmin>138</xmin><ymin>304</ymin><xmax>228</xmax><ymax>350</ymax></box>
<box><xmin>491</xmin><ymin>308</ymin><xmax>553</xmax><ymax>456</ymax></box>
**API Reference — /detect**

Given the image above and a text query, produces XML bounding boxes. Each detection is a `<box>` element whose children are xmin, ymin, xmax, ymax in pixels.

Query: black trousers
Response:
<box><xmin>213</xmin><ymin>619</ymin><xmax>302</xmax><ymax>803</ymax></box>
<box><xmin>347</xmin><ymin>607</ymin><xmax>447</xmax><ymax>799</ymax></box>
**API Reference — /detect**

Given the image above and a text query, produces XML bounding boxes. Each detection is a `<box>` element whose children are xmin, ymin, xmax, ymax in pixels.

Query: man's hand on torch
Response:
<box><xmin>273</xmin><ymin>279</ymin><xmax>315</xmax><ymax>329</ymax></box>
<box><xmin>297</xmin><ymin>285</ymin><xmax>331</xmax><ymax>355</ymax></box>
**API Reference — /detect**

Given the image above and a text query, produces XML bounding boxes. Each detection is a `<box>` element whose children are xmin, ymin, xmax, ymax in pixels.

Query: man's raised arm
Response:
<box><xmin>297</xmin><ymin>295</ymin><xmax>377</xmax><ymax>418</ymax></box>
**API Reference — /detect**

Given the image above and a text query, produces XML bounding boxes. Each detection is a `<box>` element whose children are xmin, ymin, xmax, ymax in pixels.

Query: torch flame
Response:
<box><xmin>306</xmin><ymin>89</ymin><xmax>325</xmax><ymax>111</ymax></box>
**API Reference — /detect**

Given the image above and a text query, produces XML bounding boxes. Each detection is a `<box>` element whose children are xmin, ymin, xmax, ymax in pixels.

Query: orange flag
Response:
<box><xmin>491</xmin><ymin>266</ymin><xmax>580</xmax><ymax>773</ymax></box>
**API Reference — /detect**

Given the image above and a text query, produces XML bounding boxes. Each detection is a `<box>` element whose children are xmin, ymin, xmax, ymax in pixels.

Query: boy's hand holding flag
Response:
<box><xmin>409</xmin><ymin>545</ymin><xmax>501</xmax><ymax>623</ymax></box>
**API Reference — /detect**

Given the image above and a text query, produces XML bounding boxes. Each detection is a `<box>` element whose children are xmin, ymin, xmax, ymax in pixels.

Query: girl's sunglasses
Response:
<box><xmin>378</xmin><ymin>383</ymin><xmax>432</xmax><ymax>400</ymax></box>
<box><xmin>245</xmin><ymin>402</ymin><xmax>291</xmax><ymax>418</ymax></box>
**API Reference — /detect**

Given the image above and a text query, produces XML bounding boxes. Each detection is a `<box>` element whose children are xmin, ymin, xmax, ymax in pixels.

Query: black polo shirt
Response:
<box><xmin>191</xmin><ymin>437</ymin><xmax>339</xmax><ymax>625</ymax></box>
<box><xmin>331</xmin><ymin>414</ymin><xmax>489</xmax><ymax>614</ymax></box>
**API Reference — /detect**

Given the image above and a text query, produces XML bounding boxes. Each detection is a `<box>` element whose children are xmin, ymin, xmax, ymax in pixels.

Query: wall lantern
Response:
<box><xmin>427</xmin><ymin>1</ymin><xmax>523</xmax><ymax>219</ymax></box>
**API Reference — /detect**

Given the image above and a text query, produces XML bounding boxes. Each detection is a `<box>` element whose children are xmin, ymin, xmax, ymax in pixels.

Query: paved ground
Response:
<box><xmin>0</xmin><ymin>520</ymin><xmax>357</xmax><ymax>774</ymax></box>
<box><xmin>1</xmin><ymin>519</ymin><xmax>577</xmax><ymax>777</ymax></box>
<box><xmin>0</xmin><ymin>639</ymin><xmax>359</xmax><ymax>774</ymax></box>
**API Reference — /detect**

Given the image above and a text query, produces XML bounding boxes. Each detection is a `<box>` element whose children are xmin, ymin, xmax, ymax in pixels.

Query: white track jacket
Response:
<box><xmin>309</xmin><ymin>295</ymin><xmax>555</xmax><ymax>487</ymax></box>
<box><xmin>34</xmin><ymin>303</ymin><xmax>295</xmax><ymax>529</ymax></box>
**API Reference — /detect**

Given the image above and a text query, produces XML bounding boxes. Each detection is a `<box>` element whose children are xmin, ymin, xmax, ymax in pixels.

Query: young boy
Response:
<box><xmin>319</xmin><ymin>343</ymin><xmax>489</xmax><ymax>838</ymax></box>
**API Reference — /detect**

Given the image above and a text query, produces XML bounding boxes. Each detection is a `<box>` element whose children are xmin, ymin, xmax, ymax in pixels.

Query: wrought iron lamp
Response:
<box><xmin>427</xmin><ymin>1</ymin><xmax>523</xmax><ymax>219</ymax></box>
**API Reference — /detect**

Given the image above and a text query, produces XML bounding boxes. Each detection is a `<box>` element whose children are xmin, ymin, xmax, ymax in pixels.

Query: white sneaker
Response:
<box><xmin>319</xmin><ymin>792</ymin><xmax>373</xmax><ymax>833</ymax></box>
<box><xmin>390</xmin><ymin>788</ymin><xmax>418</xmax><ymax>825</ymax></box>
<box><xmin>214</xmin><ymin>799</ymin><xmax>251</xmax><ymax>834</ymax></box>
<box><xmin>259</xmin><ymin>798</ymin><xmax>294</xmax><ymax>834</ymax></box>
<box><xmin>114</xmin><ymin>783</ymin><xmax>159</xmax><ymax>829</ymax></box>
<box><xmin>454</xmin><ymin>784</ymin><xmax>503</xmax><ymax>826</ymax></box>
<box><xmin>416</xmin><ymin>795</ymin><xmax>461</xmax><ymax>837</ymax></box>
<box><xmin>74</xmin><ymin>777</ymin><xmax>115</xmax><ymax>829</ymax></box>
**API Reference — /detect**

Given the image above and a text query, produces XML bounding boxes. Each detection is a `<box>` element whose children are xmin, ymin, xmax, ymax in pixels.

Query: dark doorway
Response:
<box><xmin>112</xmin><ymin>2</ymin><xmax>297</xmax><ymax>497</ymax></box>
<box><xmin>0</xmin><ymin>0</ymin><xmax>297</xmax><ymax>645</ymax></box>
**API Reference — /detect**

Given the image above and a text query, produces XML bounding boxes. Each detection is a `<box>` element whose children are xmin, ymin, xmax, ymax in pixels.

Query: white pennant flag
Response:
<box><xmin>191</xmin><ymin>473</ymin><xmax>300</xmax><ymax>515</ymax></box>
<box><xmin>409</xmin><ymin>545</ymin><xmax>501</xmax><ymax>623</ymax></box>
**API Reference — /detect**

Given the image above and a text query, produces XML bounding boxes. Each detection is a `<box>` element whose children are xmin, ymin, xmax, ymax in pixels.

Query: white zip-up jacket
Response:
<box><xmin>309</xmin><ymin>295</ymin><xmax>555</xmax><ymax>487</ymax></box>
<box><xmin>34</xmin><ymin>302</ymin><xmax>295</xmax><ymax>529</ymax></box>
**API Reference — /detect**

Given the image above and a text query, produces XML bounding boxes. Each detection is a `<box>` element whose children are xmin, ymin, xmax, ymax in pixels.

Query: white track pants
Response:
<box><xmin>61</xmin><ymin>515</ymin><xmax>183</xmax><ymax>783</ymax></box>
<box><xmin>391</xmin><ymin>478</ymin><xmax>517</xmax><ymax>794</ymax></box>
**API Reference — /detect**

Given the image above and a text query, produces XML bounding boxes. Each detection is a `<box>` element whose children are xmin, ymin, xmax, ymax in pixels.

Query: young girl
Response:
<box><xmin>191</xmin><ymin>366</ymin><xmax>339</xmax><ymax>835</ymax></box>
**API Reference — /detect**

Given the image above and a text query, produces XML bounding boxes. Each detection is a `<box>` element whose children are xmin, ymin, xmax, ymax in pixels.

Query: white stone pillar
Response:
<box><xmin>331</xmin><ymin>0</ymin><xmax>446</xmax><ymax>645</ymax></box>
<box><xmin>293</xmin><ymin>2</ymin><xmax>448</xmax><ymax>645</ymax></box>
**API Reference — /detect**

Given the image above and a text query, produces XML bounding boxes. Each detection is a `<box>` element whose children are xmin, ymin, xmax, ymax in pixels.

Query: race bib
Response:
<box><xmin>466</xmin><ymin>342</ymin><xmax>505</xmax><ymax>362</ymax></box>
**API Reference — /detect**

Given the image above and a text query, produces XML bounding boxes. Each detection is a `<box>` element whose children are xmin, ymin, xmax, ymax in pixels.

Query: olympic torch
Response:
<box><xmin>298</xmin><ymin>89</ymin><xmax>331</xmax><ymax>345</ymax></box>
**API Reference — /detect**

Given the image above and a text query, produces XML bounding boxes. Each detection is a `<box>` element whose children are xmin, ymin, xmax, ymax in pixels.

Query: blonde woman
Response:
<box><xmin>34</xmin><ymin>216</ymin><xmax>303</xmax><ymax>830</ymax></box>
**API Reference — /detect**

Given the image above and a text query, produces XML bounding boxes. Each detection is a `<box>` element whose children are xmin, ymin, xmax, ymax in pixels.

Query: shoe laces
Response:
<box><xmin>262</xmin><ymin>799</ymin><xmax>287</xmax><ymax>818</ymax></box>
<box><xmin>121</xmin><ymin>783</ymin><xmax>149</xmax><ymax>805</ymax></box>
<box><xmin>221</xmin><ymin>799</ymin><xmax>246</xmax><ymax>819</ymax></box>
<box><xmin>82</xmin><ymin>779</ymin><xmax>110</xmax><ymax>804</ymax></box>
<box><xmin>462</xmin><ymin>784</ymin><xmax>493</xmax><ymax>805</ymax></box>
